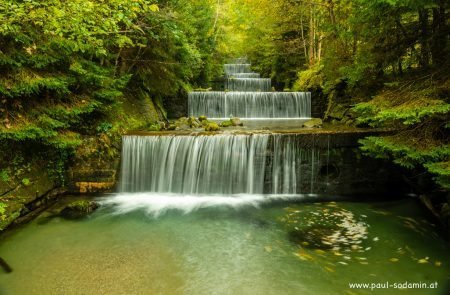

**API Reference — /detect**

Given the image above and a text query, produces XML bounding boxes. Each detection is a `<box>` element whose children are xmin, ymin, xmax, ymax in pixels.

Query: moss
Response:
<box><xmin>198</xmin><ymin>115</ymin><xmax>207</xmax><ymax>122</ymax></box>
<box><xmin>204</xmin><ymin>122</ymin><xmax>220</xmax><ymax>131</ymax></box>
<box><xmin>60</xmin><ymin>200</ymin><xmax>99</xmax><ymax>219</ymax></box>
<box><xmin>220</xmin><ymin>120</ymin><xmax>233</xmax><ymax>127</ymax></box>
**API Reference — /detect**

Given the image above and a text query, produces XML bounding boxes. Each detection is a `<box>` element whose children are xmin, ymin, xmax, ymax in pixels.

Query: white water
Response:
<box><xmin>100</xmin><ymin>193</ymin><xmax>310</xmax><ymax>217</ymax></box>
<box><xmin>188</xmin><ymin>91</ymin><xmax>311</xmax><ymax>118</ymax></box>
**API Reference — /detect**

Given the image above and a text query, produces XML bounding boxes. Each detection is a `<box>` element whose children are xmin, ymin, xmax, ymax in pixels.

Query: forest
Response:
<box><xmin>0</xmin><ymin>0</ymin><xmax>449</xmax><ymax>293</ymax></box>
<box><xmin>0</xmin><ymin>0</ymin><xmax>448</xmax><ymax>195</ymax></box>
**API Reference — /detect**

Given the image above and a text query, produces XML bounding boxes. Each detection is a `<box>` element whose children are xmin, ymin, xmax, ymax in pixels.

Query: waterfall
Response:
<box><xmin>224</xmin><ymin>64</ymin><xmax>252</xmax><ymax>75</ymax></box>
<box><xmin>188</xmin><ymin>92</ymin><xmax>311</xmax><ymax>119</ymax></box>
<box><xmin>231</xmin><ymin>73</ymin><xmax>261</xmax><ymax>78</ymax></box>
<box><xmin>188</xmin><ymin>59</ymin><xmax>311</xmax><ymax>119</ymax></box>
<box><xmin>225</xmin><ymin>78</ymin><xmax>271</xmax><ymax>92</ymax></box>
<box><xmin>120</xmin><ymin>134</ymin><xmax>320</xmax><ymax>195</ymax></box>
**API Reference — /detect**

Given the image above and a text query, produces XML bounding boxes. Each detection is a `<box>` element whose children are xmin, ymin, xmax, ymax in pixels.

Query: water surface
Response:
<box><xmin>0</xmin><ymin>195</ymin><xmax>449</xmax><ymax>294</ymax></box>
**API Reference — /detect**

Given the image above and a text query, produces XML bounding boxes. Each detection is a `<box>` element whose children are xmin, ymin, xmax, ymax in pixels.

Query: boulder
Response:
<box><xmin>188</xmin><ymin>116</ymin><xmax>201</xmax><ymax>128</ymax></box>
<box><xmin>204</xmin><ymin>122</ymin><xmax>220</xmax><ymax>131</ymax></box>
<box><xmin>60</xmin><ymin>200</ymin><xmax>99</xmax><ymax>219</ymax></box>
<box><xmin>174</xmin><ymin>117</ymin><xmax>190</xmax><ymax>130</ymax></box>
<box><xmin>198</xmin><ymin>115</ymin><xmax>207</xmax><ymax>122</ymax></box>
<box><xmin>327</xmin><ymin>103</ymin><xmax>348</xmax><ymax>120</ymax></box>
<box><xmin>230</xmin><ymin>117</ymin><xmax>243</xmax><ymax>126</ymax></box>
<box><xmin>220</xmin><ymin>120</ymin><xmax>233</xmax><ymax>127</ymax></box>
<box><xmin>303</xmin><ymin>118</ymin><xmax>323</xmax><ymax>128</ymax></box>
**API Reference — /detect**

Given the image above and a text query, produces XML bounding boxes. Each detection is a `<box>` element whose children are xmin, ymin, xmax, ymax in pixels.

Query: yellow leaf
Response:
<box><xmin>418</xmin><ymin>259</ymin><xmax>428</xmax><ymax>264</ymax></box>
<box><xmin>389</xmin><ymin>258</ymin><xmax>399</xmax><ymax>262</ymax></box>
<box><xmin>149</xmin><ymin>4</ymin><xmax>159</xmax><ymax>12</ymax></box>
<box><xmin>324</xmin><ymin>266</ymin><xmax>335</xmax><ymax>272</ymax></box>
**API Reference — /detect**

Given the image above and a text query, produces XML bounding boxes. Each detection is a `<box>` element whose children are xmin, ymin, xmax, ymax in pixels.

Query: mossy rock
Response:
<box><xmin>147</xmin><ymin>123</ymin><xmax>161</xmax><ymax>131</ymax></box>
<box><xmin>230</xmin><ymin>117</ymin><xmax>243</xmax><ymax>126</ymax></box>
<box><xmin>220</xmin><ymin>120</ymin><xmax>233</xmax><ymax>127</ymax></box>
<box><xmin>198</xmin><ymin>115</ymin><xmax>207</xmax><ymax>122</ymax></box>
<box><xmin>327</xmin><ymin>104</ymin><xmax>348</xmax><ymax>120</ymax></box>
<box><xmin>303</xmin><ymin>118</ymin><xmax>323</xmax><ymax>128</ymax></box>
<box><xmin>174</xmin><ymin>117</ymin><xmax>190</xmax><ymax>130</ymax></box>
<box><xmin>60</xmin><ymin>200</ymin><xmax>99</xmax><ymax>219</ymax></box>
<box><xmin>188</xmin><ymin>116</ymin><xmax>201</xmax><ymax>128</ymax></box>
<box><xmin>204</xmin><ymin>122</ymin><xmax>220</xmax><ymax>131</ymax></box>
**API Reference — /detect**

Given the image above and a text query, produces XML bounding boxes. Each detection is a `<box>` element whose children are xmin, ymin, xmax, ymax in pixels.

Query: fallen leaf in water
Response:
<box><xmin>264</xmin><ymin>246</ymin><xmax>272</xmax><ymax>253</ymax></box>
<box><xmin>324</xmin><ymin>266</ymin><xmax>335</xmax><ymax>272</ymax></box>
<box><xmin>334</xmin><ymin>252</ymin><xmax>343</xmax><ymax>256</ymax></box>
<box><xmin>338</xmin><ymin>261</ymin><xmax>348</xmax><ymax>265</ymax></box>
<box><xmin>294</xmin><ymin>251</ymin><xmax>313</xmax><ymax>261</ymax></box>
<box><xmin>373</xmin><ymin>237</ymin><xmax>379</xmax><ymax>242</ymax></box>
<box><xmin>435</xmin><ymin>261</ymin><xmax>441</xmax><ymax>267</ymax></box>
<box><xmin>315</xmin><ymin>249</ymin><xmax>326</xmax><ymax>255</ymax></box>
<box><xmin>418</xmin><ymin>259</ymin><xmax>429</xmax><ymax>264</ymax></box>
<box><xmin>360</xmin><ymin>261</ymin><xmax>369</xmax><ymax>265</ymax></box>
<box><xmin>389</xmin><ymin>258</ymin><xmax>399</xmax><ymax>262</ymax></box>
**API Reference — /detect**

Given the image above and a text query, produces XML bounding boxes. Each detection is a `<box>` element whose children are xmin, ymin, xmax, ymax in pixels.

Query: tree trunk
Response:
<box><xmin>300</xmin><ymin>10</ymin><xmax>308</xmax><ymax>64</ymax></box>
<box><xmin>308</xmin><ymin>4</ymin><xmax>315</xmax><ymax>66</ymax></box>
<box><xmin>431</xmin><ymin>0</ymin><xmax>447</xmax><ymax>64</ymax></box>
<box><xmin>418</xmin><ymin>8</ymin><xmax>430</xmax><ymax>67</ymax></box>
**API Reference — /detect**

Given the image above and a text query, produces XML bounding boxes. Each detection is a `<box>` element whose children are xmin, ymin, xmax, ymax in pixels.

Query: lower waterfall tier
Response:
<box><xmin>119</xmin><ymin>134</ymin><xmax>320</xmax><ymax>194</ymax></box>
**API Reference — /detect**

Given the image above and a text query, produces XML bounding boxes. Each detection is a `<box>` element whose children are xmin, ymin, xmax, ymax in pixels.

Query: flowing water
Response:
<box><xmin>0</xmin><ymin>196</ymin><xmax>449</xmax><ymax>294</ymax></box>
<box><xmin>188</xmin><ymin>92</ymin><xmax>311</xmax><ymax>119</ymax></box>
<box><xmin>119</xmin><ymin>134</ymin><xmax>321</xmax><ymax>195</ymax></box>
<box><xmin>188</xmin><ymin>60</ymin><xmax>311</xmax><ymax>119</ymax></box>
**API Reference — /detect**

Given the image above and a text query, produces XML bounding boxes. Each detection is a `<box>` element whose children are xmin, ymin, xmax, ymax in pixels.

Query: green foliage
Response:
<box><xmin>293</xmin><ymin>65</ymin><xmax>324</xmax><ymax>91</ymax></box>
<box><xmin>360</xmin><ymin>136</ymin><xmax>450</xmax><ymax>188</ymax></box>
<box><xmin>0</xmin><ymin>0</ymin><xmax>220</xmax><ymax>189</ymax></box>
<box><xmin>0</xmin><ymin>170</ymin><xmax>9</xmax><ymax>182</ymax></box>
<box><xmin>354</xmin><ymin>99</ymin><xmax>450</xmax><ymax>126</ymax></box>
<box><xmin>0</xmin><ymin>202</ymin><xmax>6</xmax><ymax>221</ymax></box>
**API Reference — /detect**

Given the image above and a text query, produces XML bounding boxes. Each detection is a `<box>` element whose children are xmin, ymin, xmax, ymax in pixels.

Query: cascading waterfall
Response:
<box><xmin>120</xmin><ymin>134</ymin><xmax>320</xmax><ymax>195</ymax></box>
<box><xmin>117</xmin><ymin>58</ymin><xmax>318</xmax><ymax>212</ymax></box>
<box><xmin>225</xmin><ymin>78</ymin><xmax>271</xmax><ymax>92</ymax></box>
<box><xmin>224</xmin><ymin>64</ymin><xmax>252</xmax><ymax>75</ymax></box>
<box><xmin>188</xmin><ymin>92</ymin><xmax>311</xmax><ymax>119</ymax></box>
<box><xmin>188</xmin><ymin>59</ymin><xmax>311</xmax><ymax>119</ymax></box>
<box><xmin>231</xmin><ymin>73</ymin><xmax>261</xmax><ymax>78</ymax></box>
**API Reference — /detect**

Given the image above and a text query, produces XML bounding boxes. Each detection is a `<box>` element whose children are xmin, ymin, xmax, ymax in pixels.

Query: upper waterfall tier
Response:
<box><xmin>225</xmin><ymin>78</ymin><xmax>271</xmax><ymax>91</ymax></box>
<box><xmin>230</xmin><ymin>73</ymin><xmax>260</xmax><ymax>78</ymax></box>
<box><xmin>119</xmin><ymin>134</ymin><xmax>320</xmax><ymax>194</ymax></box>
<box><xmin>224</xmin><ymin>64</ymin><xmax>252</xmax><ymax>75</ymax></box>
<box><xmin>188</xmin><ymin>91</ymin><xmax>311</xmax><ymax>119</ymax></box>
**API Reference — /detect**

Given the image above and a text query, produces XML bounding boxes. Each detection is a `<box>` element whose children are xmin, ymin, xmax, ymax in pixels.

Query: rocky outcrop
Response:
<box><xmin>60</xmin><ymin>200</ymin><xmax>99</xmax><ymax>219</ymax></box>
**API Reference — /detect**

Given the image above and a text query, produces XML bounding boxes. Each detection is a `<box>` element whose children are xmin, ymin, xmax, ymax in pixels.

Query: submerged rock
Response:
<box><xmin>288</xmin><ymin>225</ymin><xmax>339</xmax><ymax>250</ymax></box>
<box><xmin>60</xmin><ymin>200</ymin><xmax>99</xmax><ymax>219</ymax></box>
<box><xmin>303</xmin><ymin>118</ymin><xmax>323</xmax><ymax>128</ymax></box>
<box><xmin>0</xmin><ymin>257</ymin><xmax>12</xmax><ymax>273</ymax></box>
<box><xmin>204</xmin><ymin>122</ymin><xmax>220</xmax><ymax>131</ymax></box>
